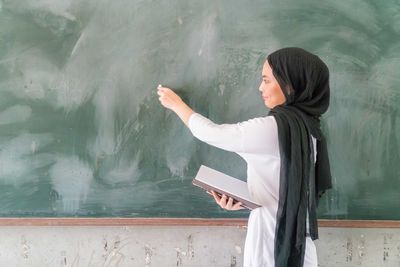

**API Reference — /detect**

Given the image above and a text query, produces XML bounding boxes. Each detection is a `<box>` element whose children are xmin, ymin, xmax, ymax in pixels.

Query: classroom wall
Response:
<box><xmin>1</xmin><ymin>225</ymin><xmax>399</xmax><ymax>267</ymax></box>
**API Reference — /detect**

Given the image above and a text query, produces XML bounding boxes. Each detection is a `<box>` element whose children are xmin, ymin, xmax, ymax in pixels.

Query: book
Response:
<box><xmin>192</xmin><ymin>165</ymin><xmax>262</xmax><ymax>210</ymax></box>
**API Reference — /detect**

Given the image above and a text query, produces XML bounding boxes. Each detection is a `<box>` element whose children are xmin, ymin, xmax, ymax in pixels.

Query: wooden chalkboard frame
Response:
<box><xmin>0</xmin><ymin>218</ymin><xmax>399</xmax><ymax>227</ymax></box>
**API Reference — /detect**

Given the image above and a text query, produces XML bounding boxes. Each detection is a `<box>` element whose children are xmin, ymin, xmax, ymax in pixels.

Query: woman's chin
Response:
<box><xmin>264</xmin><ymin>101</ymin><xmax>273</xmax><ymax>109</ymax></box>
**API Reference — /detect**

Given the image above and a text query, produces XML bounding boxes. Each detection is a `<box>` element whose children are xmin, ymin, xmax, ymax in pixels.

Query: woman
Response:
<box><xmin>157</xmin><ymin>47</ymin><xmax>332</xmax><ymax>267</ymax></box>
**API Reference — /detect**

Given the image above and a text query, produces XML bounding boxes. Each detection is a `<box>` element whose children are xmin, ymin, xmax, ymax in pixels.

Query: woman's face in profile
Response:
<box><xmin>259</xmin><ymin>62</ymin><xmax>286</xmax><ymax>109</ymax></box>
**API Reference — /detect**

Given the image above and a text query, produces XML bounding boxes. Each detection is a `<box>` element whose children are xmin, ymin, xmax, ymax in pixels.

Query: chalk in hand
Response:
<box><xmin>157</xmin><ymin>84</ymin><xmax>162</xmax><ymax>90</ymax></box>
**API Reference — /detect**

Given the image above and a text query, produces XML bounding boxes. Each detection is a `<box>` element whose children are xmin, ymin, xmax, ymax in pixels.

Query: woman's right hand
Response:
<box><xmin>157</xmin><ymin>85</ymin><xmax>194</xmax><ymax>126</ymax></box>
<box><xmin>210</xmin><ymin>191</ymin><xmax>244</xmax><ymax>211</ymax></box>
<box><xmin>157</xmin><ymin>86</ymin><xmax>184</xmax><ymax>112</ymax></box>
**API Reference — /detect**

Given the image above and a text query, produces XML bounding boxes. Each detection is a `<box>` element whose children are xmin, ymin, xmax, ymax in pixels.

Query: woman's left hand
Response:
<box><xmin>210</xmin><ymin>190</ymin><xmax>244</xmax><ymax>211</ymax></box>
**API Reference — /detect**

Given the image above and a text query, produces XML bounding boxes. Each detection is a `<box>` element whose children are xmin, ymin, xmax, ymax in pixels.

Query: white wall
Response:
<box><xmin>0</xmin><ymin>226</ymin><xmax>399</xmax><ymax>267</ymax></box>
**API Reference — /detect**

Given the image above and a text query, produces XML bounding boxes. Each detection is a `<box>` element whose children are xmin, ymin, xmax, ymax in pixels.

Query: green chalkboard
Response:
<box><xmin>0</xmin><ymin>0</ymin><xmax>399</xmax><ymax>219</ymax></box>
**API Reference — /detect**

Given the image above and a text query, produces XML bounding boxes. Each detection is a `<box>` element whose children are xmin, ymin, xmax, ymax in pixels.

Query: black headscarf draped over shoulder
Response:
<box><xmin>267</xmin><ymin>47</ymin><xmax>332</xmax><ymax>267</ymax></box>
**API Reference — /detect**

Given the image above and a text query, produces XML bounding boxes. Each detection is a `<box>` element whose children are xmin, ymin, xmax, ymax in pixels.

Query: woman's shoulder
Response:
<box><xmin>238</xmin><ymin>115</ymin><xmax>280</xmax><ymax>154</ymax></box>
<box><xmin>240</xmin><ymin>115</ymin><xmax>277</xmax><ymax>128</ymax></box>
<box><xmin>238</xmin><ymin>115</ymin><xmax>278</xmax><ymax>138</ymax></box>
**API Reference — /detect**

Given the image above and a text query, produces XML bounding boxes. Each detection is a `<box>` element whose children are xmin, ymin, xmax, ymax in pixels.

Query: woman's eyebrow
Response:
<box><xmin>262</xmin><ymin>75</ymin><xmax>269</xmax><ymax>78</ymax></box>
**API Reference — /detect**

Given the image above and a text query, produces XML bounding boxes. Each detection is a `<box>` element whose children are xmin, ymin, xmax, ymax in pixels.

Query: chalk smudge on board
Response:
<box><xmin>0</xmin><ymin>105</ymin><xmax>32</xmax><ymax>125</ymax></box>
<box><xmin>0</xmin><ymin>133</ymin><xmax>54</xmax><ymax>185</ymax></box>
<box><xmin>50</xmin><ymin>156</ymin><xmax>93</xmax><ymax>213</ymax></box>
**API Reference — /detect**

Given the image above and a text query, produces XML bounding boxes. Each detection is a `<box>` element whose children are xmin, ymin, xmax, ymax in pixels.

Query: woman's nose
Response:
<box><xmin>258</xmin><ymin>84</ymin><xmax>263</xmax><ymax>92</ymax></box>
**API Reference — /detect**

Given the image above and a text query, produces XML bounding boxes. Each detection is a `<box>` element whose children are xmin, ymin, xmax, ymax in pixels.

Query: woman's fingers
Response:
<box><xmin>232</xmin><ymin>202</ymin><xmax>244</xmax><ymax>210</ymax></box>
<box><xmin>158</xmin><ymin>90</ymin><xmax>172</xmax><ymax>109</ymax></box>
<box><xmin>157</xmin><ymin>87</ymin><xmax>169</xmax><ymax>99</ymax></box>
<box><xmin>211</xmin><ymin>191</ymin><xmax>229</xmax><ymax>209</ymax></box>
<box><xmin>211</xmin><ymin>190</ymin><xmax>221</xmax><ymax>203</ymax></box>
<box><xmin>157</xmin><ymin>86</ymin><xmax>183</xmax><ymax>110</ymax></box>
<box><xmin>157</xmin><ymin>86</ymin><xmax>173</xmax><ymax>96</ymax></box>
<box><xmin>210</xmin><ymin>191</ymin><xmax>244</xmax><ymax>211</ymax></box>
<box><xmin>226</xmin><ymin>197</ymin><xmax>233</xmax><ymax>209</ymax></box>
<box><xmin>219</xmin><ymin>194</ymin><xmax>227</xmax><ymax>208</ymax></box>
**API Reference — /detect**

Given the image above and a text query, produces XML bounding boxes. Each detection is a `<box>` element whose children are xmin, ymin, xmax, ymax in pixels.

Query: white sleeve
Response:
<box><xmin>188</xmin><ymin>113</ymin><xmax>280</xmax><ymax>157</ymax></box>
<box><xmin>188</xmin><ymin>113</ymin><xmax>246</xmax><ymax>153</ymax></box>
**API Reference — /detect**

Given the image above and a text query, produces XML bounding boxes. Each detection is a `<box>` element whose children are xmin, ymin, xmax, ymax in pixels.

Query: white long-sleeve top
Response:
<box><xmin>188</xmin><ymin>113</ymin><xmax>318</xmax><ymax>267</ymax></box>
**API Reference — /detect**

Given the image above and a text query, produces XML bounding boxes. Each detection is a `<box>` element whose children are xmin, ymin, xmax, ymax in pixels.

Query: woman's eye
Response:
<box><xmin>263</xmin><ymin>80</ymin><xmax>270</xmax><ymax>84</ymax></box>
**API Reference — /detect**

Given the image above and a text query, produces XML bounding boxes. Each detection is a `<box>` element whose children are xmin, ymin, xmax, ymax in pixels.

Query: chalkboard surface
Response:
<box><xmin>0</xmin><ymin>0</ymin><xmax>399</xmax><ymax>219</ymax></box>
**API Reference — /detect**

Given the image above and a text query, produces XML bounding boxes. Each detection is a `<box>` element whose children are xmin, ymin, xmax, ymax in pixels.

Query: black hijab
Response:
<box><xmin>267</xmin><ymin>47</ymin><xmax>332</xmax><ymax>267</ymax></box>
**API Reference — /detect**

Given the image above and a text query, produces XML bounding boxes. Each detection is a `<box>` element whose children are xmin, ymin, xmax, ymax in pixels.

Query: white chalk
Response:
<box><xmin>157</xmin><ymin>84</ymin><xmax>162</xmax><ymax>89</ymax></box>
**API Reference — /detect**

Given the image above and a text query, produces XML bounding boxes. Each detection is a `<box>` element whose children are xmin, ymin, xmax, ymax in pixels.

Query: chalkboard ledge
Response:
<box><xmin>0</xmin><ymin>218</ymin><xmax>399</xmax><ymax>228</ymax></box>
